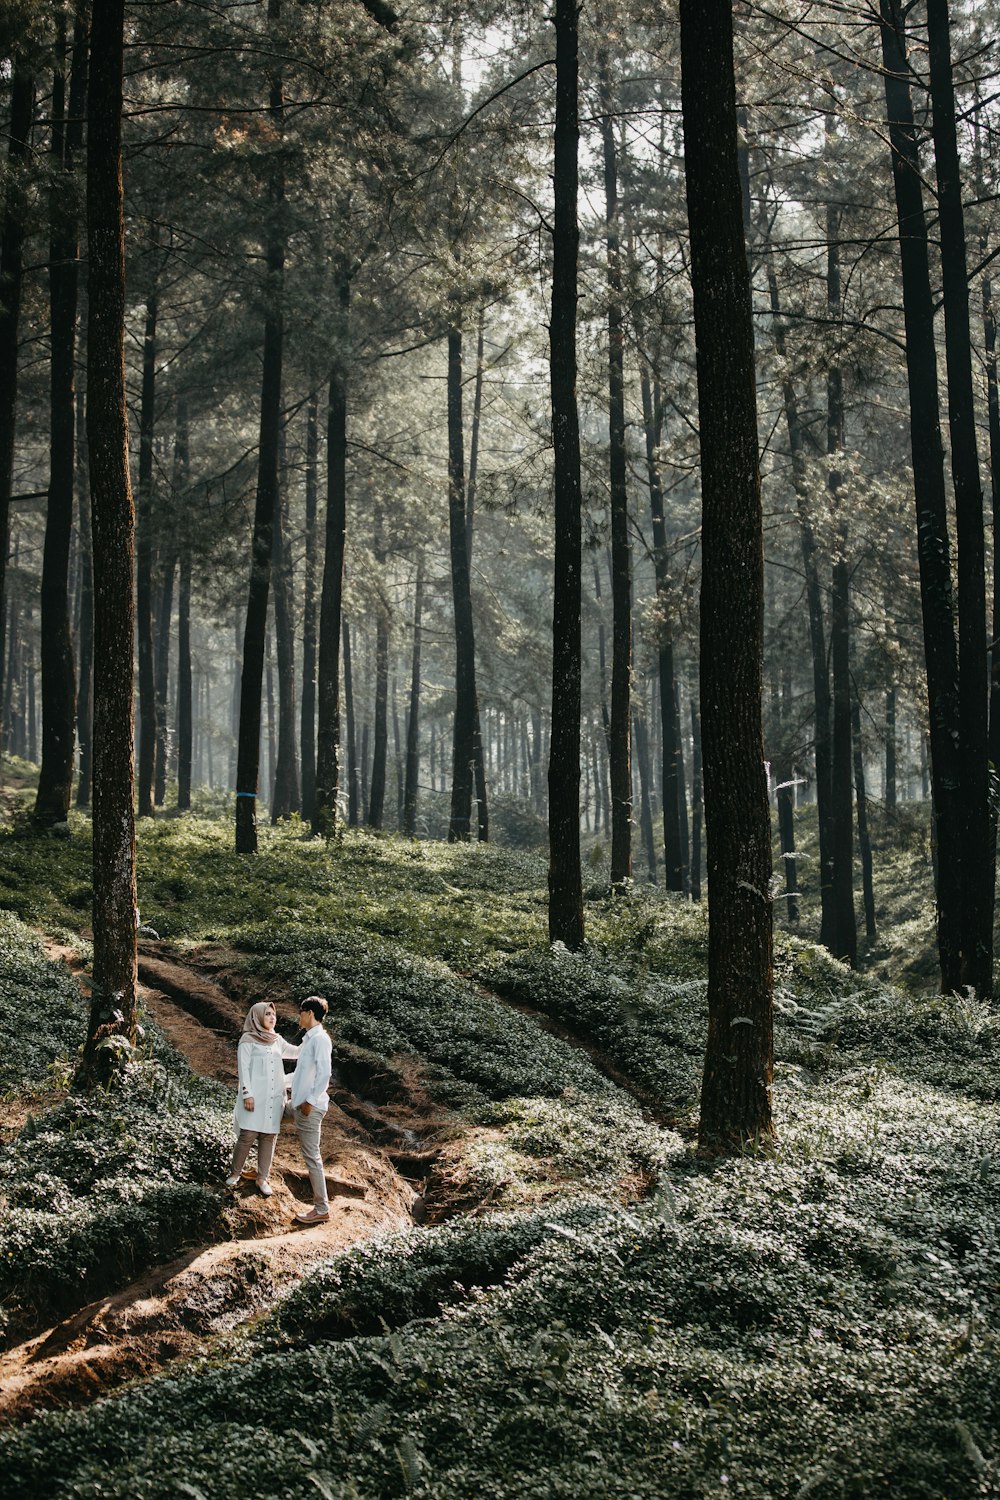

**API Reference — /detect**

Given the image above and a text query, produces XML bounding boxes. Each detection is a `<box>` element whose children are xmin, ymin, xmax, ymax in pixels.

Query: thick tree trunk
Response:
<box><xmin>300</xmin><ymin>389</ymin><xmax>318</xmax><ymax>823</ymax></box>
<box><xmin>0</xmin><ymin>63</ymin><xmax>33</xmax><ymax>763</ymax></box>
<box><xmin>79</xmin><ymin>0</ymin><xmax>137</xmax><ymax>1087</ymax></box>
<box><xmin>135</xmin><ymin>277</ymin><xmax>158</xmax><ymax>820</ymax></box>
<box><xmin>314</xmin><ymin>277</ymin><xmax>349</xmax><ymax>836</ymax></box>
<box><xmin>600</xmin><ymin>58</ymin><xmax>632</xmax><ymax>889</ymax></box>
<box><xmin>235</xmin><ymin>0</ymin><xmax>284</xmax><ymax>854</ymax></box>
<box><xmin>879</xmin><ymin>0</ymin><xmax>962</xmax><ymax>992</ymax></box>
<box><xmin>270</xmin><ymin>486</ymin><xmax>300</xmax><ymax>821</ymax></box>
<box><xmin>547</xmin><ymin>0</ymin><xmax>585</xmax><ymax>949</ymax></box>
<box><xmin>36</xmin><ymin>16</ymin><xmax>84</xmax><ymax>826</ymax></box>
<box><xmin>403</xmin><ymin>553</ymin><xmax>424</xmax><ymax>836</ymax></box>
<box><xmin>927</xmin><ymin>0</ymin><xmax>992</xmax><ymax>997</ymax></box>
<box><xmin>681</xmin><ymin>0</ymin><xmax>773</xmax><ymax>1150</ymax></box>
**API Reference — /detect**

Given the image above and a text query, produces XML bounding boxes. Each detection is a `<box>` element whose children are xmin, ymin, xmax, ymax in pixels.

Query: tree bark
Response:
<box><xmin>177</xmin><ymin>542</ymin><xmax>192</xmax><ymax>810</ymax></box>
<box><xmin>342</xmin><ymin>616</ymin><xmax>359</xmax><ymax>825</ymax></box>
<box><xmin>0</xmin><ymin>62</ymin><xmax>33</xmax><ymax>767</ymax></box>
<box><xmin>681</xmin><ymin>0</ymin><xmax>773</xmax><ymax>1150</ymax></box>
<box><xmin>153</xmin><ymin>543</ymin><xmax>176</xmax><ymax>806</ymax></box>
<box><xmin>547</xmin><ymin>0</ymin><xmax>585</xmax><ymax>949</ymax></box>
<box><xmin>402</xmin><ymin>553</ymin><xmax>423</xmax><ymax>836</ymax></box>
<box><xmin>633</xmin><ymin>706</ymin><xmax>657</xmax><ymax>883</ymax></box>
<box><xmin>600</xmin><ymin>58</ymin><xmax>632</xmax><ymax>888</ymax></box>
<box><xmin>368</xmin><ymin>540</ymin><xmax>389</xmax><ymax>830</ymax></box>
<box><xmin>36</xmin><ymin>14</ymin><xmax>85</xmax><ymax>826</ymax></box>
<box><xmin>927</xmin><ymin>0</ymin><xmax>992</xmax><ymax>997</ymax></box>
<box><xmin>852</xmin><ymin>692</ymin><xmax>877</xmax><ymax>942</ymax></box>
<box><xmin>879</xmin><ymin>0</ymin><xmax>962</xmax><ymax>992</ymax></box>
<box><xmin>314</xmin><ymin>276</ymin><xmax>349</xmax><ymax>836</ymax></box>
<box><xmin>75</xmin><ymin>385</ymin><xmax>93</xmax><ymax>808</ymax></box>
<box><xmin>78</xmin><ymin>0</ymin><xmax>138</xmax><ymax>1087</ymax></box>
<box><xmin>235</xmin><ymin>0</ymin><xmax>284</xmax><ymax>854</ymax></box>
<box><xmin>447</xmin><ymin>319</ymin><xmax>480</xmax><ymax>841</ymax></box>
<box><xmin>300</xmin><ymin>388</ymin><xmax>318</xmax><ymax>823</ymax></box>
<box><xmin>135</xmin><ymin>276</ymin><xmax>158</xmax><ymax>819</ymax></box>
<box><xmin>270</xmin><ymin>483</ymin><xmax>300</xmax><ymax>821</ymax></box>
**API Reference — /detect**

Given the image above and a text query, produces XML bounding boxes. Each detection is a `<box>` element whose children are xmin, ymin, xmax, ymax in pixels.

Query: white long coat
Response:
<box><xmin>234</xmin><ymin>1037</ymin><xmax>299</xmax><ymax>1134</ymax></box>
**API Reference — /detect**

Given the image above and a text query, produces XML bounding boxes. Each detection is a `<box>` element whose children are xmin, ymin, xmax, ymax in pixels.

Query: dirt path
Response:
<box><xmin>0</xmin><ymin>939</ymin><xmax>449</xmax><ymax>1426</ymax></box>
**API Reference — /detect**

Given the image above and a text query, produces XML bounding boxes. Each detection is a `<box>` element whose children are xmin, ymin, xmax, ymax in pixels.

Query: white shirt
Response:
<box><xmin>290</xmin><ymin>1024</ymin><xmax>332</xmax><ymax>1109</ymax></box>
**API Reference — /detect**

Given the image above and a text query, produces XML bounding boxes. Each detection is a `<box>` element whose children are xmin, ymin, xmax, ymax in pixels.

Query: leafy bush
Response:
<box><xmin>0</xmin><ymin>914</ymin><xmax>87</xmax><ymax>1091</ymax></box>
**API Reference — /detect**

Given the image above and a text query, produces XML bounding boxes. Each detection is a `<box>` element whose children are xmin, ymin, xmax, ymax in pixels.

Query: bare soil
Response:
<box><xmin>0</xmin><ymin>938</ymin><xmax>454</xmax><ymax>1425</ymax></box>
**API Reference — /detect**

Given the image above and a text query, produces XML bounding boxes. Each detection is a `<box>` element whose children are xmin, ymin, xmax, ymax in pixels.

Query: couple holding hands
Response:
<box><xmin>225</xmin><ymin>995</ymin><xmax>333</xmax><ymax>1226</ymax></box>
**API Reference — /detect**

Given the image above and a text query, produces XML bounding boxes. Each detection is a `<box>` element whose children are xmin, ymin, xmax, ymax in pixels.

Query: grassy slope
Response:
<box><xmin>0</xmin><ymin>813</ymin><xmax>998</xmax><ymax>1498</ymax></box>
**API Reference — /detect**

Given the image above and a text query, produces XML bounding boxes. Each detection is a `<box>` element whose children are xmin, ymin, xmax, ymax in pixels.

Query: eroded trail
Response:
<box><xmin>0</xmin><ymin>940</ymin><xmax>449</xmax><ymax>1425</ymax></box>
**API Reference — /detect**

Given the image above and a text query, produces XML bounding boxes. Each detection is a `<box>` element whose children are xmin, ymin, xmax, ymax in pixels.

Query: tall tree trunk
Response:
<box><xmin>177</xmin><ymin>543</ymin><xmax>192</xmax><ymax>810</ymax></box>
<box><xmin>885</xmin><ymin>686</ymin><xmax>897</xmax><ymax>814</ymax></box>
<box><xmin>828</xmin><ymin>197</ymin><xmax>857</xmax><ymax>967</ymax></box>
<box><xmin>270</xmin><ymin>482</ymin><xmax>300</xmax><ymax>821</ymax></box>
<box><xmin>168</xmin><ymin>394</ymin><xmax>190</xmax><ymax>807</ymax></box>
<box><xmin>447</xmin><ymin>319</ymin><xmax>479</xmax><ymax>841</ymax></box>
<box><xmin>403</xmin><ymin>553</ymin><xmax>423</xmax><ymax>836</ymax></box>
<box><xmin>135</xmin><ymin>275</ymin><xmax>158</xmax><ymax>818</ymax></box>
<box><xmin>314</xmin><ymin>277</ymin><xmax>349</xmax><ymax>835</ymax></box>
<box><xmin>0</xmin><ymin>62</ymin><xmax>33</xmax><ymax>767</ymax></box>
<box><xmin>681</xmin><ymin>0</ymin><xmax>773</xmax><ymax>1150</ymax></box>
<box><xmin>547</xmin><ymin>0</ymin><xmax>585</xmax><ymax>948</ymax></box>
<box><xmin>879</xmin><ymin>0</ymin><xmax>962</xmax><ymax>993</ymax></box>
<box><xmin>300</xmin><ymin>388</ymin><xmax>318</xmax><ymax>823</ymax></box>
<box><xmin>368</xmin><ymin>568</ymin><xmax>389</xmax><ymax>830</ymax></box>
<box><xmin>235</xmin><ymin>0</ymin><xmax>284</xmax><ymax>854</ymax></box>
<box><xmin>342</xmin><ymin>617</ymin><xmax>359</xmax><ymax>826</ymax></box>
<box><xmin>981</xmin><ymin>115</ymin><xmax>1000</xmax><ymax>880</ymax></box>
<box><xmin>79</xmin><ymin>0</ymin><xmax>137</xmax><ymax>1087</ymax></box>
<box><xmin>36</xmin><ymin>14</ymin><xmax>85</xmax><ymax>826</ymax></box>
<box><xmin>927</xmin><ymin>0</ymin><xmax>992</xmax><ymax>997</ymax></box>
<box><xmin>852</xmin><ymin>691</ymin><xmax>877</xmax><ymax>942</ymax></box>
<box><xmin>153</xmin><ymin>543</ymin><xmax>176</xmax><ymax>806</ymax></box>
<box><xmin>75</xmin><ymin>385</ymin><xmax>93</xmax><ymax>807</ymax></box>
<box><xmin>633</xmin><ymin>706</ymin><xmax>658</xmax><ymax>883</ymax></box>
<box><xmin>600</xmin><ymin>57</ymin><xmax>632</xmax><ymax>888</ymax></box>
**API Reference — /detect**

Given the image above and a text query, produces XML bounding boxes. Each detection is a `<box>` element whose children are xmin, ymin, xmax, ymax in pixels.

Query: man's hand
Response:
<box><xmin>299</xmin><ymin>1101</ymin><xmax>312</xmax><ymax>1117</ymax></box>
<box><xmin>244</xmin><ymin>1096</ymin><xmax>255</xmax><ymax>1112</ymax></box>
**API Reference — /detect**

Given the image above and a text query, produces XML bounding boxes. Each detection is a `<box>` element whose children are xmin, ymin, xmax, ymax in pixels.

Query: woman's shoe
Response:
<box><xmin>256</xmin><ymin>1178</ymin><xmax>273</xmax><ymax>1197</ymax></box>
<box><xmin>224</xmin><ymin>1174</ymin><xmax>240</xmax><ymax>1189</ymax></box>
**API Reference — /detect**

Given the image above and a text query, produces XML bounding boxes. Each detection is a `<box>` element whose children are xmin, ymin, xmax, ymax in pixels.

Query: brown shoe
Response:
<box><xmin>294</xmin><ymin>1207</ymin><xmax>330</xmax><ymax>1225</ymax></box>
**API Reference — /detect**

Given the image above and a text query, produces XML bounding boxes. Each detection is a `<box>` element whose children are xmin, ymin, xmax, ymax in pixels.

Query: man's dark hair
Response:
<box><xmin>299</xmin><ymin>995</ymin><xmax>328</xmax><ymax>1022</ymax></box>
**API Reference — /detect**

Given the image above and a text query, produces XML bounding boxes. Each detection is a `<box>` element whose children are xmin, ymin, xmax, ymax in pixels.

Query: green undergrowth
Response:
<box><xmin>0</xmin><ymin>915</ymin><xmax>232</xmax><ymax>1345</ymax></box>
<box><xmin>2</xmin><ymin>816</ymin><xmax>999</xmax><ymax>1496</ymax></box>
<box><xmin>237</xmin><ymin>927</ymin><xmax>678</xmax><ymax>1203</ymax></box>
<box><xmin>2</xmin><ymin>1067</ymin><xmax>997</xmax><ymax>1498</ymax></box>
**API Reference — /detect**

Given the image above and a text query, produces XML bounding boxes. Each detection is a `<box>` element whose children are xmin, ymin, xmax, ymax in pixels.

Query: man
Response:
<box><xmin>289</xmin><ymin>994</ymin><xmax>333</xmax><ymax>1225</ymax></box>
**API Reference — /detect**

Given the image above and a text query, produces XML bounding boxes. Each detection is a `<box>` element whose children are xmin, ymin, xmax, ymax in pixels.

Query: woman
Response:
<box><xmin>225</xmin><ymin>1001</ymin><xmax>298</xmax><ymax>1197</ymax></box>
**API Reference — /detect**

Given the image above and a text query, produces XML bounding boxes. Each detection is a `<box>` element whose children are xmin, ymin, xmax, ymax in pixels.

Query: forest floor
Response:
<box><xmin>0</xmin><ymin>936</ymin><xmax>467</xmax><ymax>1423</ymax></box>
<box><xmin>1</xmin><ymin>804</ymin><xmax>998</xmax><ymax>1499</ymax></box>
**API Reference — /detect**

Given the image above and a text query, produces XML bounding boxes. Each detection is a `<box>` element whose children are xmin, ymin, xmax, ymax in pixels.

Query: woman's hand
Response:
<box><xmin>244</xmin><ymin>1096</ymin><xmax>255</xmax><ymax>1112</ymax></box>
